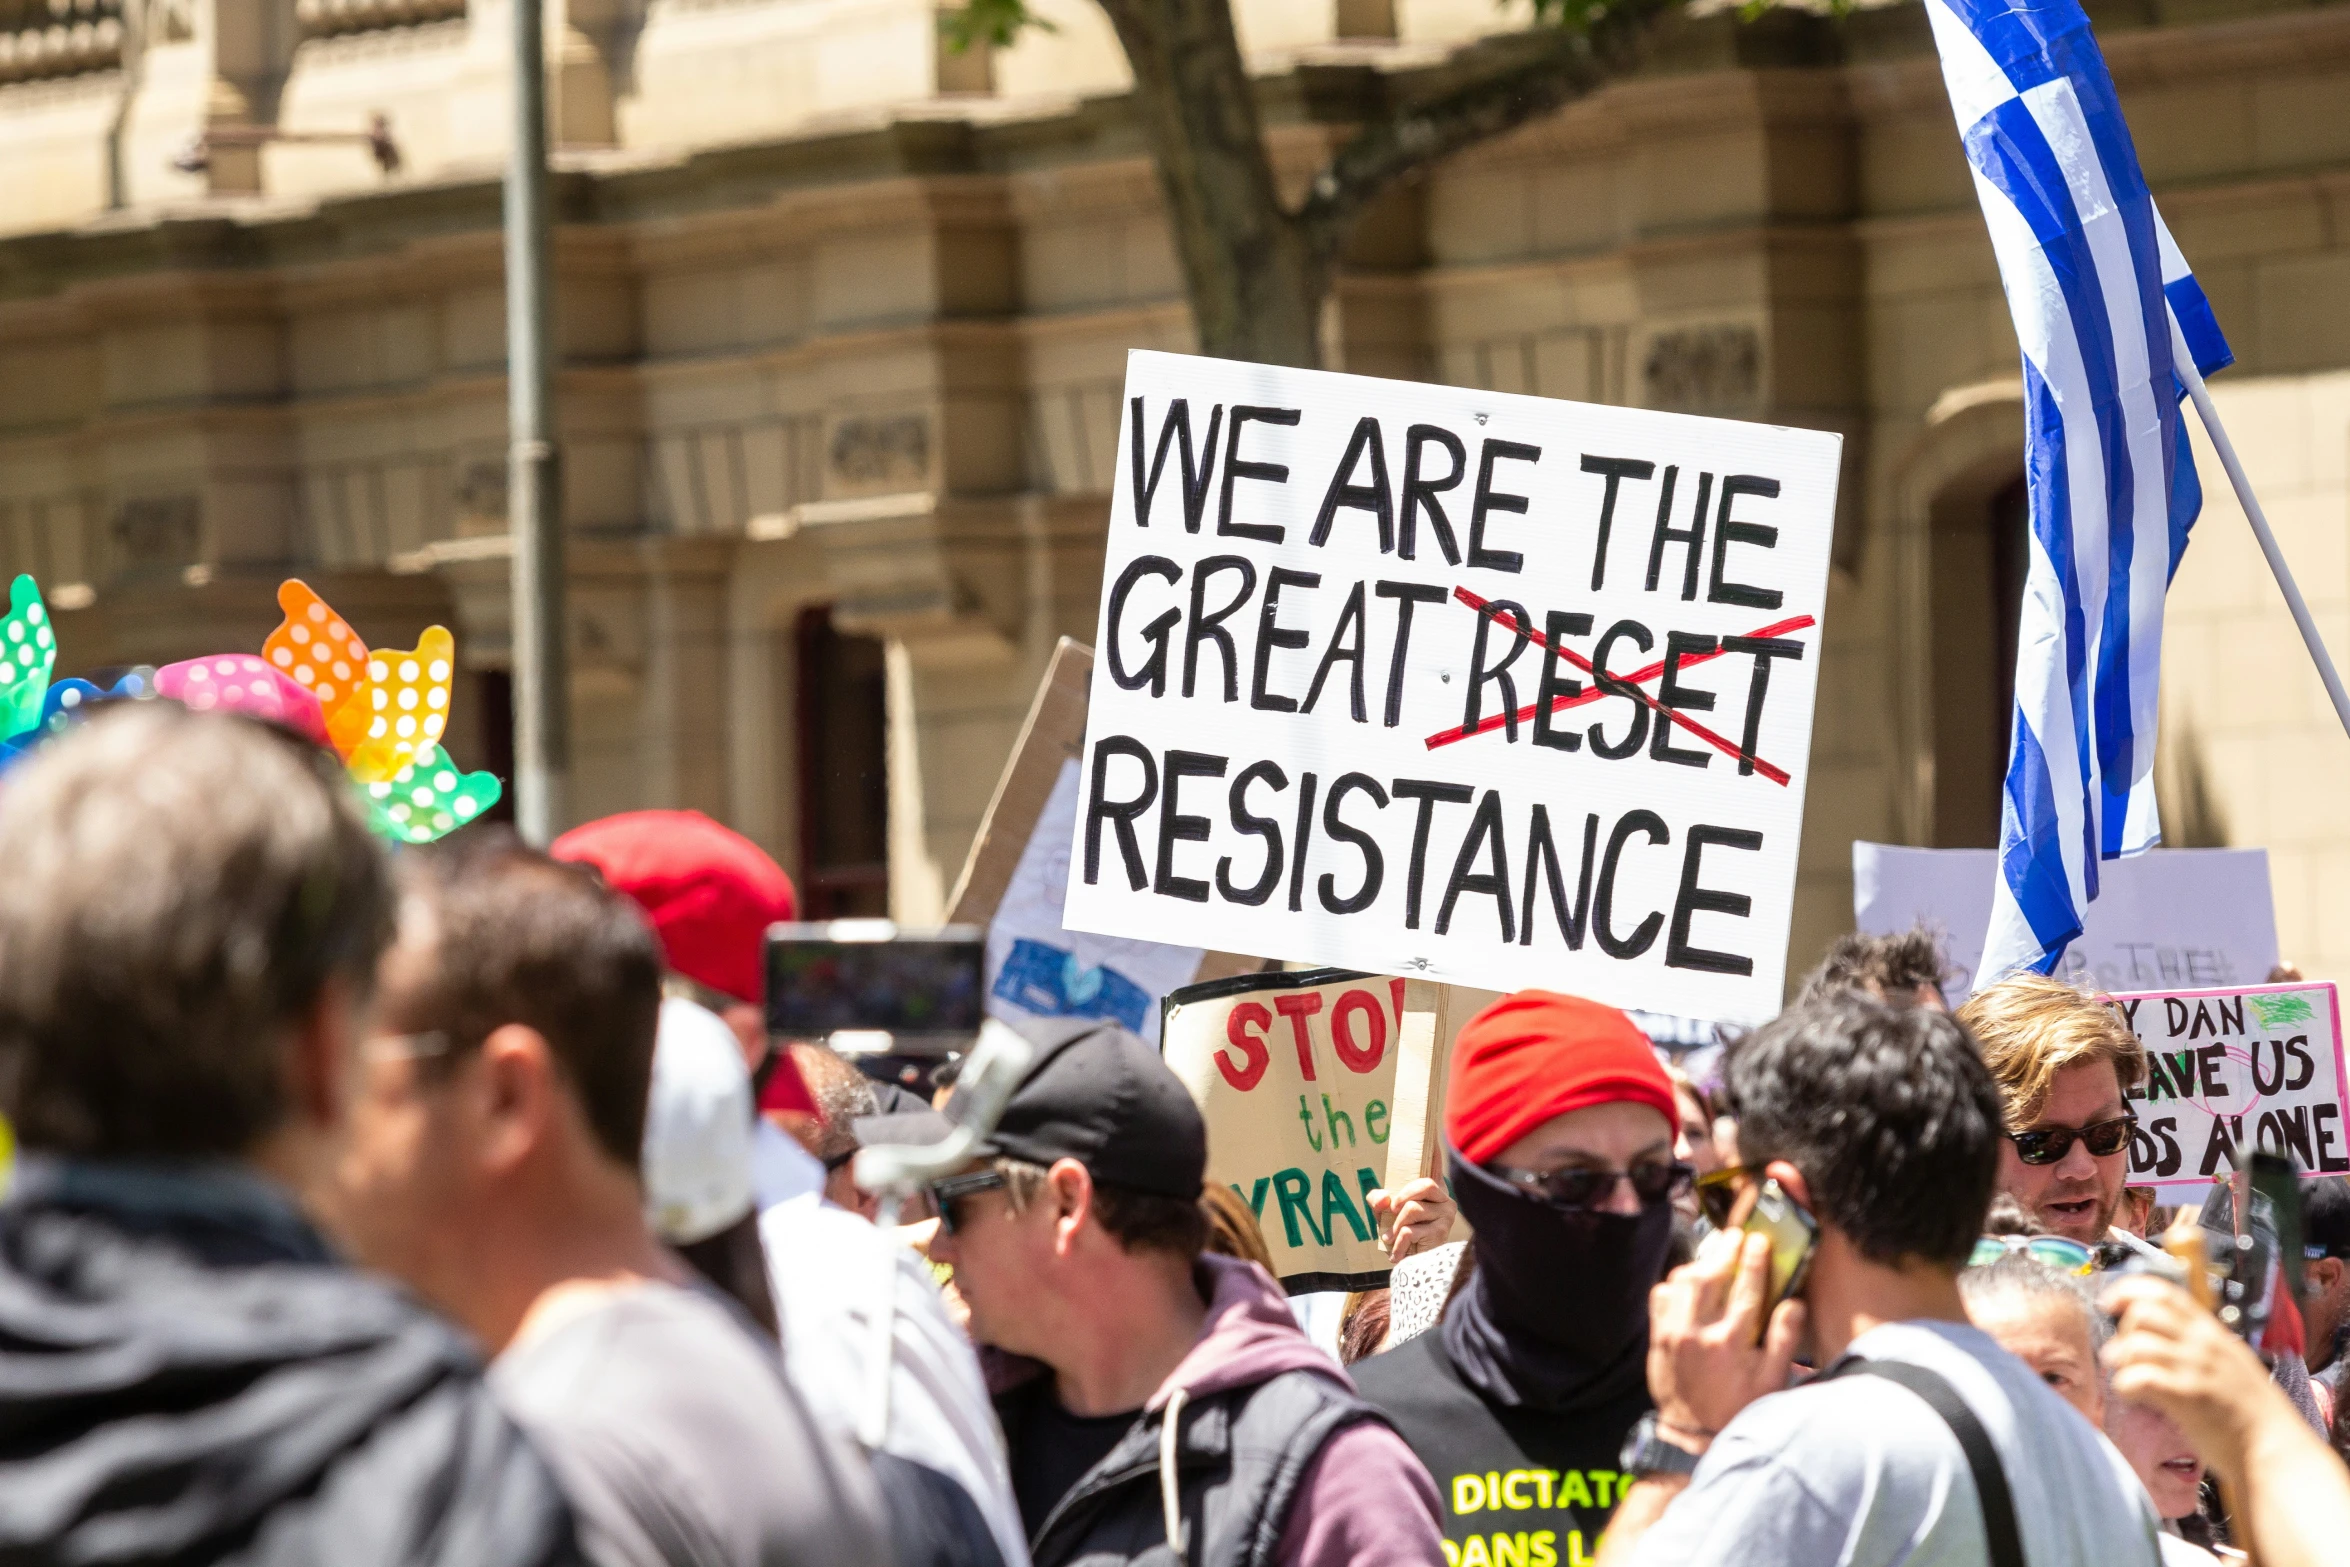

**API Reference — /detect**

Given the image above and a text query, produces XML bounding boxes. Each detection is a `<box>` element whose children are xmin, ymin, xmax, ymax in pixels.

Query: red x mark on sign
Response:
<box><xmin>1422</xmin><ymin>587</ymin><xmax>1815</xmax><ymax>785</ymax></box>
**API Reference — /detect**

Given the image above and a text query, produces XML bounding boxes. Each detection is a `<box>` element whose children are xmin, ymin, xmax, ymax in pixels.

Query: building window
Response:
<box><xmin>795</xmin><ymin>607</ymin><xmax>889</xmax><ymax>918</ymax></box>
<box><xmin>1930</xmin><ymin>472</ymin><xmax>2030</xmax><ymax>848</ymax></box>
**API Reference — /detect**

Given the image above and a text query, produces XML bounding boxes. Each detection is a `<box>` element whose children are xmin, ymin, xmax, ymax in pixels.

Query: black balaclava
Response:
<box><xmin>1440</xmin><ymin>1143</ymin><xmax>1676</xmax><ymax>1412</ymax></box>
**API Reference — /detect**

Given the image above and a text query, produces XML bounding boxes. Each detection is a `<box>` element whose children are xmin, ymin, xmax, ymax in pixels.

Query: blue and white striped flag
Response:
<box><xmin>1924</xmin><ymin>0</ymin><xmax>2235</xmax><ymax>982</ymax></box>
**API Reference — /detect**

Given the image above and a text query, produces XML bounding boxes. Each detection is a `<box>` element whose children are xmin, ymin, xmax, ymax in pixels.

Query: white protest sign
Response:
<box><xmin>1062</xmin><ymin>351</ymin><xmax>1843</xmax><ymax>1023</ymax></box>
<box><xmin>1852</xmin><ymin>843</ymin><xmax>2279</xmax><ymax>1004</ymax></box>
<box><xmin>2114</xmin><ymin>982</ymin><xmax>2349</xmax><ymax>1190</ymax></box>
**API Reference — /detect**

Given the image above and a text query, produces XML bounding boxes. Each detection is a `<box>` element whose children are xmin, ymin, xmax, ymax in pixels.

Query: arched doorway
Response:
<box><xmin>794</xmin><ymin>605</ymin><xmax>890</xmax><ymax>917</ymax></box>
<box><xmin>1929</xmin><ymin>470</ymin><xmax>2029</xmax><ymax>848</ymax></box>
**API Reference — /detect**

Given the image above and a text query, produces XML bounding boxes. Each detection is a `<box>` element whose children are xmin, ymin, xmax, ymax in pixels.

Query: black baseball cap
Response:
<box><xmin>977</xmin><ymin>1018</ymin><xmax>1207</xmax><ymax>1200</ymax></box>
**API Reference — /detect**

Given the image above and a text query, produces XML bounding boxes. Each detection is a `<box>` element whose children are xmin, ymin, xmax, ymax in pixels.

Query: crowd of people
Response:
<box><xmin>0</xmin><ymin>704</ymin><xmax>2342</xmax><ymax>1567</ymax></box>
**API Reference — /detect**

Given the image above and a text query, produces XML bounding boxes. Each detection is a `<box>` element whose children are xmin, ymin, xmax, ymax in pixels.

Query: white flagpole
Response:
<box><xmin>2172</xmin><ymin>333</ymin><xmax>2350</xmax><ymax>743</ymax></box>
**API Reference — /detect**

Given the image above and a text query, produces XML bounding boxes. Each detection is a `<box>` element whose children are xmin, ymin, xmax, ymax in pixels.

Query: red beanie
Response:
<box><xmin>1445</xmin><ymin>990</ymin><xmax>1678</xmax><ymax>1165</ymax></box>
<box><xmin>551</xmin><ymin>810</ymin><xmax>796</xmax><ymax>1006</ymax></box>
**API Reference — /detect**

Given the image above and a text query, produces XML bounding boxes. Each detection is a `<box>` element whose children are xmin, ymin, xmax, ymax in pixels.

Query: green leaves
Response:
<box><xmin>940</xmin><ymin>0</ymin><xmax>1050</xmax><ymax>54</ymax></box>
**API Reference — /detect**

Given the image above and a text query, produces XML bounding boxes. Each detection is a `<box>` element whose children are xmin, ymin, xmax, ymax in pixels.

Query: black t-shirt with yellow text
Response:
<box><xmin>1352</xmin><ymin>1332</ymin><xmax>1649</xmax><ymax>1567</ymax></box>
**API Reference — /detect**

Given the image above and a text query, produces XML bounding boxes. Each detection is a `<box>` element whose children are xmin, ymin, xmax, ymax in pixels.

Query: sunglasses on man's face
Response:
<box><xmin>928</xmin><ymin>1169</ymin><xmax>1007</xmax><ymax>1235</ymax></box>
<box><xmin>1496</xmin><ymin>1160</ymin><xmax>1693</xmax><ymax>1211</ymax></box>
<box><xmin>2006</xmin><ymin>1113</ymin><xmax>2136</xmax><ymax>1167</ymax></box>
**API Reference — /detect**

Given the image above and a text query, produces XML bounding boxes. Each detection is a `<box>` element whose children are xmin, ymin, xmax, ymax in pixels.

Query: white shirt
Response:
<box><xmin>759</xmin><ymin>1196</ymin><xmax>1031</xmax><ymax>1567</ymax></box>
<box><xmin>749</xmin><ymin>1117</ymin><xmax>824</xmax><ymax>1211</ymax></box>
<box><xmin>1633</xmin><ymin>1320</ymin><xmax>2161</xmax><ymax>1567</ymax></box>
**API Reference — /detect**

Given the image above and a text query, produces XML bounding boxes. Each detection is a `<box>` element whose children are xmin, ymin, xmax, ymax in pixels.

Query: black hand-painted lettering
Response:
<box><xmin>1722</xmin><ymin>635</ymin><xmax>1804</xmax><ymax>779</ymax></box>
<box><xmin>1182</xmin><ymin>555</ymin><xmax>1257</xmax><ymax>702</ymax></box>
<box><xmin>1587</xmin><ymin>619</ymin><xmax>1654</xmax><ymax>759</ymax></box>
<box><xmin>1302</xmin><ymin>580</ymin><xmax>1369</xmax><ymax>723</ymax></box>
<box><xmin>1105</xmin><ymin>555</ymin><xmax>1181</xmax><ymax>697</ymax></box>
<box><xmin>1461</xmin><ymin>598</ymin><xmax>1533</xmax><ymax>742</ymax></box>
<box><xmin>1581</xmin><ymin>455</ymin><xmax>1655</xmax><ymax>592</ymax></box>
<box><xmin>1400</xmin><ymin>425</ymin><xmax>1466</xmax><ymax>565</ymax></box>
<box><xmin>1434</xmin><ymin>789</ymin><xmax>1514</xmax><ymax>941</ymax></box>
<box><xmin>1084</xmin><ymin>737</ymin><xmax>1157</xmax><ymax>890</ymax></box>
<box><xmin>1216</xmin><ymin>760</ymin><xmax>1287</xmax><ymax>906</ymax></box>
<box><xmin>1708</xmin><ymin>474</ymin><xmax>1784</xmax><ymax>609</ymax></box>
<box><xmin>1651</xmin><ymin>631</ymin><xmax>1719</xmax><ymax>769</ymax></box>
<box><xmin>1645</xmin><ymin>467</ymin><xmax>1712</xmax><ymax>601</ymax></box>
<box><xmin>1128</xmin><ymin>396</ymin><xmax>1223</xmax><ymax>532</ymax></box>
<box><xmin>1520</xmin><ymin>806</ymin><xmax>1599</xmax><ymax>949</ymax></box>
<box><xmin>1217</xmin><ymin>406</ymin><xmax>1300</xmax><ymax>544</ymax></box>
<box><xmin>1667</xmin><ymin>825</ymin><xmax>1760</xmax><ymax>975</ymax></box>
<box><xmin>1594</xmin><ymin>810</ymin><xmax>1669</xmax><ymax>959</ymax></box>
<box><xmin>1318</xmin><ymin>773</ymin><xmax>1388</xmax><ymax>915</ymax></box>
<box><xmin>1153</xmin><ymin>750</ymin><xmax>1227</xmax><ymax>903</ymax></box>
<box><xmin>1390</xmin><ymin>778</ymin><xmax>1473</xmax><ymax>930</ymax></box>
<box><xmin>1467</xmin><ymin>439</ymin><xmax>1539</xmax><ymax>573</ymax></box>
<box><xmin>1375</xmin><ymin>581</ymin><xmax>1446</xmax><ymax>728</ymax></box>
<box><xmin>1310</xmin><ymin>416</ymin><xmax>1395</xmax><ymax>552</ymax></box>
<box><xmin>1251</xmin><ymin>566</ymin><xmax>1320</xmax><ymax>713</ymax></box>
<box><xmin>1286</xmin><ymin>771</ymin><xmax>1320</xmax><ymax>913</ymax></box>
<box><xmin>1532</xmin><ymin>610</ymin><xmax>1594</xmax><ymax>752</ymax></box>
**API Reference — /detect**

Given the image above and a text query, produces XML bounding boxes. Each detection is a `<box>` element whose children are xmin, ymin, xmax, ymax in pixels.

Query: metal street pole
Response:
<box><xmin>505</xmin><ymin>0</ymin><xmax>567</xmax><ymax>843</ymax></box>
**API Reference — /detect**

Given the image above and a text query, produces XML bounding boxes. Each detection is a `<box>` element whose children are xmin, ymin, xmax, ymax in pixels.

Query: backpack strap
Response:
<box><xmin>1822</xmin><ymin>1358</ymin><xmax>2025</xmax><ymax>1567</ymax></box>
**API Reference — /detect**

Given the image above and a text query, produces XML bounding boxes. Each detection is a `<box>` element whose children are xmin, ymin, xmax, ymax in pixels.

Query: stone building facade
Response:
<box><xmin>0</xmin><ymin>0</ymin><xmax>2345</xmax><ymax>981</ymax></box>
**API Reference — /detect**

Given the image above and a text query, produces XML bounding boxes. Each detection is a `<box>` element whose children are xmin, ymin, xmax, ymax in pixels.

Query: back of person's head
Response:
<box><xmin>643</xmin><ymin>997</ymin><xmax>778</xmax><ymax>1336</ymax></box>
<box><xmin>1797</xmin><ymin>925</ymin><xmax>1949</xmax><ymax>1008</ymax></box>
<box><xmin>791</xmin><ymin>1044</ymin><xmax>879</xmax><ymax>1164</ymax></box>
<box><xmin>1199</xmin><ymin>1179</ymin><xmax>1275</xmax><ymax>1273</ymax></box>
<box><xmin>401</xmin><ymin>832</ymin><xmax>663</xmax><ymax>1172</ymax></box>
<box><xmin>1958</xmin><ymin>973</ymin><xmax>2144</xmax><ymax>1129</ymax></box>
<box><xmin>0</xmin><ymin>706</ymin><xmax>392</xmax><ymax>1160</ymax></box>
<box><xmin>1724</xmin><ymin>996</ymin><xmax>2001</xmax><ymax>1270</ymax></box>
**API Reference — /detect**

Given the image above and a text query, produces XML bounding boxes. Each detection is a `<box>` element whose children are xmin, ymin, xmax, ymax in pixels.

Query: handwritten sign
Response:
<box><xmin>1062</xmin><ymin>352</ymin><xmax>1843</xmax><ymax>1023</ymax></box>
<box><xmin>2115</xmin><ymin>982</ymin><xmax>2348</xmax><ymax>1190</ymax></box>
<box><xmin>1164</xmin><ymin>969</ymin><xmax>1458</xmax><ymax>1292</ymax></box>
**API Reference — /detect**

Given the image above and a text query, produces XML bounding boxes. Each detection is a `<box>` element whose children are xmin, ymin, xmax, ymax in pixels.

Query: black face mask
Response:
<box><xmin>1440</xmin><ymin>1144</ymin><xmax>1677</xmax><ymax>1413</ymax></box>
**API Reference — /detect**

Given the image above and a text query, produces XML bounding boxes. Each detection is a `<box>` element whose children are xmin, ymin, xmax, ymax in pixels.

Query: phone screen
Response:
<box><xmin>764</xmin><ymin>925</ymin><xmax>986</xmax><ymax>1043</ymax></box>
<box><xmin>1740</xmin><ymin>1178</ymin><xmax>1820</xmax><ymax>1318</ymax></box>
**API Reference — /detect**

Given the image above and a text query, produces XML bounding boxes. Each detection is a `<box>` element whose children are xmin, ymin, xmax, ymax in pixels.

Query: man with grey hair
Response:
<box><xmin>0</xmin><ymin>706</ymin><xmax>579</xmax><ymax>1566</ymax></box>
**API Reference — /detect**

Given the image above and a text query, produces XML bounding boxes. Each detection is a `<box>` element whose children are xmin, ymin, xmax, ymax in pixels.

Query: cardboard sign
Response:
<box><xmin>2114</xmin><ymin>982</ymin><xmax>2348</xmax><ymax>1191</ymax></box>
<box><xmin>1062</xmin><ymin>351</ymin><xmax>1842</xmax><ymax>1024</ymax></box>
<box><xmin>1853</xmin><ymin>843</ymin><xmax>2279</xmax><ymax>1004</ymax></box>
<box><xmin>946</xmin><ymin>638</ymin><xmax>1256</xmax><ymax>1046</ymax></box>
<box><xmin>1164</xmin><ymin>968</ymin><xmax>1460</xmax><ymax>1291</ymax></box>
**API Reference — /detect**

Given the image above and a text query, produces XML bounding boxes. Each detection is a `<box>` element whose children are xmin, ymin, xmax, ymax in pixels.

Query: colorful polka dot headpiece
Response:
<box><xmin>0</xmin><ymin>574</ymin><xmax>501</xmax><ymax>845</ymax></box>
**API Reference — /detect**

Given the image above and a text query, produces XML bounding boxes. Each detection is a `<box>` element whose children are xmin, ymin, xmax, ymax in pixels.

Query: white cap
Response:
<box><xmin>641</xmin><ymin>997</ymin><xmax>758</xmax><ymax>1245</ymax></box>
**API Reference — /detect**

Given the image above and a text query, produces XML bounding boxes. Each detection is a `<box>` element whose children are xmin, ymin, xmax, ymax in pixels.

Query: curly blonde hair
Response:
<box><xmin>1957</xmin><ymin>973</ymin><xmax>2145</xmax><ymax>1130</ymax></box>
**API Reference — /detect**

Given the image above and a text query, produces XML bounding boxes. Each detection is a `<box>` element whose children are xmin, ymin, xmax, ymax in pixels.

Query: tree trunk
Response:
<box><xmin>1096</xmin><ymin>0</ymin><xmax>1327</xmax><ymax>368</ymax></box>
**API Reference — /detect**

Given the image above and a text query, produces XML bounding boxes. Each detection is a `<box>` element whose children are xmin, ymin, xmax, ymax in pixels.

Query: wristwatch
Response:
<box><xmin>1620</xmin><ymin>1411</ymin><xmax>1705</xmax><ymax>1478</ymax></box>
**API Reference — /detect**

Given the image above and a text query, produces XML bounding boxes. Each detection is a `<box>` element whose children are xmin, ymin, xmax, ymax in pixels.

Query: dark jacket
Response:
<box><xmin>990</xmin><ymin>1255</ymin><xmax>1443</xmax><ymax>1567</ymax></box>
<box><xmin>0</xmin><ymin>1158</ymin><xmax>581</xmax><ymax>1567</ymax></box>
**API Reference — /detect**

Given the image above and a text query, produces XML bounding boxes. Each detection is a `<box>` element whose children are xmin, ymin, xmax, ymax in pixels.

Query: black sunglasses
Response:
<box><xmin>928</xmin><ymin>1169</ymin><xmax>1008</xmax><ymax>1234</ymax></box>
<box><xmin>1496</xmin><ymin>1160</ymin><xmax>1693</xmax><ymax>1210</ymax></box>
<box><xmin>2007</xmin><ymin>1113</ymin><xmax>2136</xmax><ymax>1167</ymax></box>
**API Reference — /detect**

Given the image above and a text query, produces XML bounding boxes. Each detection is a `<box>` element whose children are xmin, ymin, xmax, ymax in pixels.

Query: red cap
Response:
<box><xmin>551</xmin><ymin>810</ymin><xmax>796</xmax><ymax>1006</ymax></box>
<box><xmin>1445</xmin><ymin>990</ymin><xmax>1678</xmax><ymax>1166</ymax></box>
